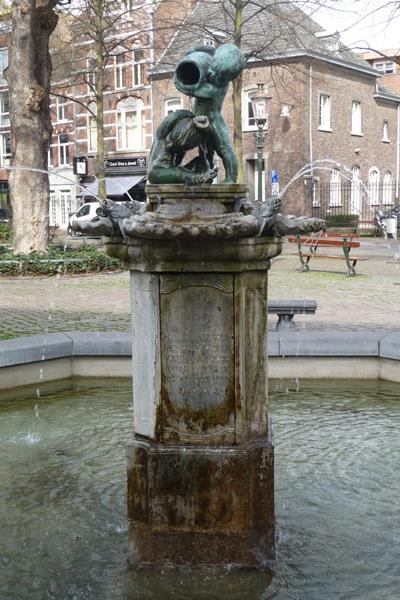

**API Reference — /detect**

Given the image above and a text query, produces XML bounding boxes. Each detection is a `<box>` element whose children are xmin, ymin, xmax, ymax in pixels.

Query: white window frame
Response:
<box><xmin>87</xmin><ymin>102</ymin><xmax>97</xmax><ymax>153</ymax></box>
<box><xmin>0</xmin><ymin>48</ymin><xmax>8</xmax><ymax>86</ymax></box>
<box><xmin>382</xmin><ymin>171</ymin><xmax>392</xmax><ymax>205</ymax></box>
<box><xmin>49</xmin><ymin>190</ymin><xmax>57</xmax><ymax>226</ymax></box>
<box><xmin>132</xmin><ymin>49</ymin><xmax>144</xmax><ymax>87</ymax></box>
<box><xmin>60</xmin><ymin>189</ymin><xmax>72</xmax><ymax>226</ymax></box>
<box><xmin>368</xmin><ymin>167</ymin><xmax>380</xmax><ymax>206</ymax></box>
<box><xmin>351</xmin><ymin>100</ymin><xmax>362</xmax><ymax>135</ymax></box>
<box><xmin>115</xmin><ymin>54</ymin><xmax>126</xmax><ymax>90</ymax></box>
<box><xmin>58</xmin><ymin>133</ymin><xmax>69</xmax><ymax>166</ymax></box>
<box><xmin>0</xmin><ymin>90</ymin><xmax>9</xmax><ymax>127</ymax></box>
<box><xmin>56</xmin><ymin>96</ymin><xmax>67</xmax><ymax>122</ymax></box>
<box><xmin>350</xmin><ymin>165</ymin><xmax>361</xmax><ymax>215</ymax></box>
<box><xmin>86</xmin><ymin>57</ymin><xmax>96</xmax><ymax>92</ymax></box>
<box><xmin>0</xmin><ymin>131</ymin><xmax>11</xmax><ymax>166</ymax></box>
<box><xmin>373</xmin><ymin>60</ymin><xmax>396</xmax><ymax>74</ymax></box>
<box><xmin>164</xmin><ymin>97</ymin><xmax>183</xmax><ymax>115</ymax></box>
<box><xmin>242</xmin><ymin>87</ymin><xmax>257</xmax><ymax>132</ymax></box>
<box><xmin>116</xmin><ymin>97</ymin><xmax>144</xmax><ymax>151</ymax></box>
<box><xmin>329</xmin><ymin>168</ymin><xmax>341</xmax><ymax>206</ymax></box>
<box><xmin>203</xmin><ymin>37</ymin><xmax>215</xmax><ymax>47</ymax></box>
<box><xmin>318</xmin><ymin>93</ymin><xmax>331</xmax><ymax>131</ymax></box>
<box><xmin>382</xmin><ymin>120</ymin><xmax>390</xmax><ymax>142</ymax></box>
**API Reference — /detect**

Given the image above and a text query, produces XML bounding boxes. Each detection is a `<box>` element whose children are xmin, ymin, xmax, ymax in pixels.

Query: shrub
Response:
<box><xmin>324</xmin><ymin>214</ymin><xmax>359</xmax><ymax>229</ymax></box>
<box><xmin>0</xmin><ymin>222</ymin><xmax>10</xmax><ymax>241</ymax></box>
<box><xmin>0</xmin><ymin>243</ymin><xmax>121</xmax><ymax>276</ymax></box>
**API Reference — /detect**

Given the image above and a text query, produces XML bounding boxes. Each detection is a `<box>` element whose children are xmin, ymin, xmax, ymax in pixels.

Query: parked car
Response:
<box><xmin>67</xmin><ymin>202</ymin><xmax>100</xmax><ymax>236</ymax></box>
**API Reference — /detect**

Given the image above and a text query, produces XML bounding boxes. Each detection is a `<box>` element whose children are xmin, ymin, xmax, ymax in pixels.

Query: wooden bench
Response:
<box><xmin>288</xmin><ymin>229</ymin><xmax>368</xmax><ymax>277</ymax></box>
<box><xmin>267</xmin><ymin>299</ymin><xmax>317</xmax><ymax>331</ymax></box>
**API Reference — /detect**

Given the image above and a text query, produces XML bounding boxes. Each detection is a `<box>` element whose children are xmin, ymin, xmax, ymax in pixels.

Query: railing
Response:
<box><xmin>308</xmin><ymin>181</ymin><xmax>399</xmax><ymax>228</ymax></box>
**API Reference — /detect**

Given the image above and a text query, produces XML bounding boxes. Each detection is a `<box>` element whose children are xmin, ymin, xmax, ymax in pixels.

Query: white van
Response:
<box><xmin>67</xmin><ymin>202</ymin><xmax>100</xmax><ymax>236</ymax></box>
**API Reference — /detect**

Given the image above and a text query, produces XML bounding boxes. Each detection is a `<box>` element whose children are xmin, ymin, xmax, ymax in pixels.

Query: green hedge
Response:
<box><xmin>0</xmin><ymin>222</ymin><xmax>10</xmax><ymax>241</ymax></box>
<box><xmin>0</xmin><ymin>244</ymin><xmax>121</xmax><ymax>276</ymax></box>
<box><xmin>324</xmin><ymin>214</ymin><xmax>359</xmax><ymax>229</ymax></box>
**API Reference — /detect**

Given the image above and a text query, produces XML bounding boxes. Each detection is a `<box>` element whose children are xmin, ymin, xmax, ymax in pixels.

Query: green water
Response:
<box><xmin>1</xmin><ymin>379</ymin><xmax>400</xmax><ymax>599</ymax></box>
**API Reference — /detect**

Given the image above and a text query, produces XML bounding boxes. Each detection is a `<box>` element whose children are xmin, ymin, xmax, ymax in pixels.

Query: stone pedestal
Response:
<box><xmin>105</xmin><ymin>189</ymin><xmax>281</xmax><ymax>568</ymax></box>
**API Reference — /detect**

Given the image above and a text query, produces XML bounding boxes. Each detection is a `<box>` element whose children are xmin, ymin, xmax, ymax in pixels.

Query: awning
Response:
<box><xmin>79</xmin><ymin>175</ymin><xmax>145</xmax><ymax>197</ymax></box>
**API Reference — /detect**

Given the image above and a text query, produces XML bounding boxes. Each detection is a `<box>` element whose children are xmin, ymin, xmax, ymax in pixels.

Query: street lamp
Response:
<box><xmin>251</xmin><ymin>83</ymin><xmax>271</xmax><ymax>202</ymax></box>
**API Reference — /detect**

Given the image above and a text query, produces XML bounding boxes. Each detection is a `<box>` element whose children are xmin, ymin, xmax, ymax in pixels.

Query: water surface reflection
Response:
<box><xmin>1</xmin><ymin>379</ymin><xmax>399</xmax><ymax>599</ymax></box>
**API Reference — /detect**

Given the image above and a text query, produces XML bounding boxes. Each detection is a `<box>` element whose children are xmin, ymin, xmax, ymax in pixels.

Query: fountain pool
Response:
<box><xmin>1</xmin><ymin>378</ymin><xmax>400</xmax><ymax>599</ymax></box>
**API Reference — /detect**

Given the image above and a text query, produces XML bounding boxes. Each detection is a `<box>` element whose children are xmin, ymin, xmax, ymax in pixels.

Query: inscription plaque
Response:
<box><xmin>160</xmin><ymin>274</ymin><xmax>235</xmax><ymax>443</ymax></box>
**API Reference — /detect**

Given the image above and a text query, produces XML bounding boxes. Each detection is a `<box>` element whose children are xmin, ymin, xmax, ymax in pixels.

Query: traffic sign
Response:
<box><xmin>271</xmin><ymin>170</ymin><xmax>279</xmax><ymax>183</ymax></box>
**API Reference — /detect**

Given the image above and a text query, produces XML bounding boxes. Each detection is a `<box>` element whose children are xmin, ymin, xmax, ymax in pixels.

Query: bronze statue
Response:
<box><xmin>147</xmin><ymin>44</ymin><xmax>245</xmax><ymax>185</ymax></box>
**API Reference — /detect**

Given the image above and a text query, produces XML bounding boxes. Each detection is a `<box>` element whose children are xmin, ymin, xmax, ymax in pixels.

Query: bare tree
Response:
<box><xmin>5</xmin><ymin>0</ymin><xmax>59</xmax><ymax>253</ymax></box>
<box><xmin>52</xmin><ymin>0</ymin><xmax>151</xmax><ymax>203</ymax></box>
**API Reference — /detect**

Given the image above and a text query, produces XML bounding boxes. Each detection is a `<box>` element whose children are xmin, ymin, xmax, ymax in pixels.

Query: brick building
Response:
<box><xmin>0</xmin><ymin>1</ymin><xmax>399</xmax><ymax>229</ymax></box>
<box><xmin>47</xmin><ymin>1</ymin><xmax>154</xmax><ymax>229</ymax></box>
<box><xmin>362</xmin><ymin>49</ymin><xmax>400</xmax><ymax>95</ymax></box>
<box><xmin>152</xmin><ymin>1</ymin><xmax>400</xmax><ymax>220</ymax></box>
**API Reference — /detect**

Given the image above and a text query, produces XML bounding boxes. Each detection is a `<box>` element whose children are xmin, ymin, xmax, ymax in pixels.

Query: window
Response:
<box><xmin>121</xmin><ymin>0</ymin><xmax>133</xmax><ymax>13</ymax></box>
<box><xmin>318</xmin><ymin>93</ymin><xmax>331</xmax><ymax>130</ymax></box>
<box><xmin>59</xmin><ymin>133</ymin><xmax>69</xmax><ymax>166</ymax></box>
<box><xmin>165</xmin><ymin>98</ymin><xmax>183</xmax><ymax>115</ymax></box>
<box><xmin>350</xmin><ymin>165</ymin><xmax>361</xmax><ymax>214</ymax></box>
<box><xmin>373</xmin><ymin>60</ymin><xmax>396</xmax><ymax>74</ymax></box>
<box><xmin>133</xmin><ymin>49</ymin><xmax>144</xmax><ymax>87</ymax></box>
<box><xmin>116</xmin><ymin>97</ymin><xmax>144</xmax><ymax>150</ymax></box>
<box><xmin>57</xmin><ymin>96</ymin><xmax>67</xmax><ymax>122</ymax></box>
<box><xmin>76</xmin><ymin>204</ymin><xmax>90</xmax><ymax>218</ymax></box>
<box><xmin>203</xmin><ymin>37</ymin><xmax>215</xmax><ymax>47</ymax></box>
<box><xmin>0</xmin><ymin>90</ymin><xmax>9</xmax><ymax>127</ymax></box>
<box><xmin>351</xmin><ymin>101</ymin><xmax>362</xmax><ymax>135</ymax></box>
<box><xmin>329</xmin><ymin>168</ymin><xmax>341</xmax><ymax>206</ymax></box>
<box><xmin>368</xmin><ymin>168</ymin><xmax>380</xmax><ymax>205</ymax></box>
<box><xmin>49</xmin><ymin>190</ymin><xmax>56</xmax><ymax>225</ymax></box>
<box><xmin>0</xmin><ymin>48</ymin><xmax>7</xmax><ymax>86</ymax></box>
<box><xmin>87</xmin><ymin>57</ymin><xmax>96</xmax><ymax>91</ymax></box>
<box><xmin>60</xmin><ymin>189</ymin><xmax>72</xmax><ymax>225</ymax></box>
<box><xmin>115</xmin><ymin>54</ymin><xmax>126</xmax><ymax>89</ymax></box>
<box><xmin>382</xmin><ymin>171</ymin><xmax>392</xmax><ymax>205</ymax></box>
<box><xmin>88</xmin><ymin>102</ymin><xmax>97</xmax><ymax>152</ymax></box>
<box><xmin>0</xmin><ymin>131</ymin><xmax>11</xmax><ymax>166</ymax></box>
<box><xmin>48</xmin><ymin>147</ymin><xmax>52</xmax><ymax>167</ymax></box>
<box><xmin>382</xmin><ymin>121</ymin><xmax>390</xmax><ymax>142</ymax></box>
<box><xmin>242</xmin><ymin>88</ymin><xmax>257</xmax><ymax>131</ymax></box>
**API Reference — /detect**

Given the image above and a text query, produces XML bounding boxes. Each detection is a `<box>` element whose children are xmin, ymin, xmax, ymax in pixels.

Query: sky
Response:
<box><xmin>311</xmin><ymin>1</ymin><xmax>400</xmax><ymax>52</ymax></box>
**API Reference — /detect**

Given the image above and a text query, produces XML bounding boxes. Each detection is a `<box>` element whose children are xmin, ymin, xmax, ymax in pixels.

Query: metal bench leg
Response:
<box><xmin>276</xmin><ymin>314</ymin><xmax>297</xmax><ymax>331</ymax></box>
<box><xmin>346</xmin><ymin>259</ymin><xmax>357</xmax><ymax>277</ymax></box>
<box><xmin>299</xmin><ymin>253</ymin><xmax>311</xmax><ymax>272</ymax></box>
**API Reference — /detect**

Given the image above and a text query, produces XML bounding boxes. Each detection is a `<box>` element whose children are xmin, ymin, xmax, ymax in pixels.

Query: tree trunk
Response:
<box><xmin>232</xmin><ymin>73</ymin><xmax>244</xmax><ymax>183</ymax></box>
<box><xmin>95</xmin><ymin>0</ymin><xmax>106</xmax><ymax>204</ymax></box>
<box><xmin>233</xmin><ymin>0</ymin><xmax>244</xmax><ymax>183</ymax></box>
<box><xmin>6</xmin><ymin>0</ymin><xmax>57</xmax><ymax>254</ymax></box>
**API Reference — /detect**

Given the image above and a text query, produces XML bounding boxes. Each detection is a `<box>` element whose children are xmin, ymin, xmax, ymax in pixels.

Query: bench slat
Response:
<box><xmin>294</xmin><ymin>239</ymin><xmax>360</xmax><ymax>248</ymax></box>
<box><xmin>291</xmin><ymin>253</ymin><xmax>368</xmax><ymax>260</ymax></box>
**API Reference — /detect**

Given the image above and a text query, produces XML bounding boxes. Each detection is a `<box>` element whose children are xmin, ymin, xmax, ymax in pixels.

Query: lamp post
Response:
<box><xmin>251</xmin><ymin>83</ymin><xmax>271</xmax><ymax>202</ymax></box>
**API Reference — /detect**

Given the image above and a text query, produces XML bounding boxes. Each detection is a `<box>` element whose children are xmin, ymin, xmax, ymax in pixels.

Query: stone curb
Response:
<box><xmin>1</xmin><ymin>330</ymin><xmax>400</xmax><ymax>368</ymax></box>
<box><xmin>0</xmin><ymin>333</ymin><xmax>73</xmax><ymax>367</ymax></box>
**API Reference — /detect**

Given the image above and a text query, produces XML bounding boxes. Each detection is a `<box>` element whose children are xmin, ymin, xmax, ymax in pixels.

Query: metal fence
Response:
<box><xmin>308</xmin><ymin>181</ymin><xmax>399</xmax><ymax>227</ymax></box>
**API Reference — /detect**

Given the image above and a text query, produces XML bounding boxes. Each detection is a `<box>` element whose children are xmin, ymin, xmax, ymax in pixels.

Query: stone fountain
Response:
<box><xmin>74</xmin><ymin>43</ymin><xmax>323</xmax><ymax>568</ymax></box>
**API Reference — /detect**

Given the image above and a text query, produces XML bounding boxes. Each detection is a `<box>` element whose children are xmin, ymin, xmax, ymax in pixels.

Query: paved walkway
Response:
<box><xmin>1</xmin><ymin>238</ymin><xmax>399</xmax><ymax>340</ymax></box>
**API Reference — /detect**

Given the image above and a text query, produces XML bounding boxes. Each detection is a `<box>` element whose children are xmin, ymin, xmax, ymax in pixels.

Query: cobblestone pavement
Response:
<box><xmin>1</xmin><ymin>238</ymin><xmax>399</xmax><ymax>340</ymax></box>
